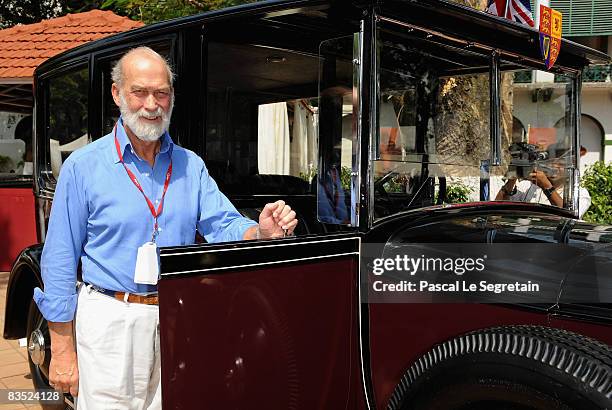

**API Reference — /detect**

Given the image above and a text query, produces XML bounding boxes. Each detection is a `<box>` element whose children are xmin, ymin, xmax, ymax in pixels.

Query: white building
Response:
<box><xmin>514</xmin><ymin>0</ymin><xmax>612</xmax><ymax>174</ymax></box>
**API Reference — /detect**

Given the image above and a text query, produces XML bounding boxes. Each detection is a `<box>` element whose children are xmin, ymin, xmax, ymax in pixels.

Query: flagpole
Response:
<box><xmin>504</xmin><ymin>0</ymin><xmax>510</xmax><ymax>19</ymax></box>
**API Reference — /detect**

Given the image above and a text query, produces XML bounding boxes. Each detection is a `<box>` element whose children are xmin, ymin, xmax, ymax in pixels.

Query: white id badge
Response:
<box><xmin>134</xmin><ymin>242</ymin><xmax>160</xmax><ymax>285</ymax></box>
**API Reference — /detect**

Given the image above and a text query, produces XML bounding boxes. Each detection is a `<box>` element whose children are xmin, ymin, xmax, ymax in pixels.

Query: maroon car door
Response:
<box><xmin>158</xmin><ymin>234</ymin><xmax>363</xmax><ymax>409</ymax></box>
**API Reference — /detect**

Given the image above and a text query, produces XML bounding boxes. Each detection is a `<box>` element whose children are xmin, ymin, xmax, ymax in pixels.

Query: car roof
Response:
<box><xmin>35</xmin><ymin>0</ymin><xmax>610</xmax><ymax>77</ymax></box>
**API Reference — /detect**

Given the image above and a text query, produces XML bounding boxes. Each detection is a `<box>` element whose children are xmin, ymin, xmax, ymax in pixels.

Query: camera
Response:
<box><xmin>508</xmin><ymin>142</ymin><xmax>552</xmax><ymax>178</ymax></box>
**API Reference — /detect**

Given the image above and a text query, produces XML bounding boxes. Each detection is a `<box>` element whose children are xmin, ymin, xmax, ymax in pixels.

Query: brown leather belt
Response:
<box><xmin>114</xmin><ymin>292</ymin><xmax>159</xmax><ymax>305</ymax></box>
<box><xmin>85</xmin><ymin>283</ymin><xmax>159</xmax><ymax>305</ymax></box>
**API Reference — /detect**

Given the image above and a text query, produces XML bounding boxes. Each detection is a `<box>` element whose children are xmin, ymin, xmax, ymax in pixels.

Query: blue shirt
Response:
<box><xmin>34</xmin><ymin>119</ymin><xmax>257</xmax><ymax>322</ymax></box>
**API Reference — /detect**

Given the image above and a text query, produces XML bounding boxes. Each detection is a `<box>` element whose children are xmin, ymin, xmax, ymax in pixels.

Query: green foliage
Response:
<box><xmin>48</xmin><ymin>68</ymin><xmax>88</xmax><ymax>144</ymax></box>
<box><xmin>99</xmin><ymin>0</ymin><xmax>253</xmax><ymax>24</ymax></box>
<box><xmin>581</xmin><ymin>161</ymin><xmax>612</xmax><ymax>224</ymax></box>
<box><xmin>298</xmin><ymin>166</ymin><xmax>317</xmax><ymax>184</ymax></box>
<box><xmin>339</xmin><ymin>166</ymin><xmax>351</xmax><ymax>191</ymax></box>
<box><xmin>299</xmin><ymin>166</ymin><xmax>352</xmax><ymax>191</ymax></box>
<box><xmin>65</xmin><ymin>0</ymin><xmax>107</xmax><ymax>13</ymax></box>
<box><xmin>0</xmin><ymin>0</ymin><xmax>63</xmax><ymax>28</ymax></box>
<box><xmin>0</xmin><ymin>0</ymin><xmax>254</xmax><ymax>29</ymax></box>
<box><xmin>442</xmin><ymin>181</ymin><xmax>473</xmax><ymax>204</ymax></box>
<box><xmin>382</xmin><ymin>175</ymin><xmax>405</xmax><ymax>193</ymax></box>
<box><xmin>0</xmin><ymin>155</ymin><xmax>12</xmax><ymax>172</ymax></box>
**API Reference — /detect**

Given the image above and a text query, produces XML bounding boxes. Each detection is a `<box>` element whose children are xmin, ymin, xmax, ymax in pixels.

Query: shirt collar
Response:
<box><xmin>113</xmin><ymin>117</ymin><xmax>174</xmax><ymax>163</ymax></box>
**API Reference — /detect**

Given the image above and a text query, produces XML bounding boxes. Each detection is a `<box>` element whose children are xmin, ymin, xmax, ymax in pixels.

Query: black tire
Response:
<box><xmin>388</xmin><ymin>326</ymin><xmax>612</xmax><ymax>410</ymax></box>
<box><xmin>26</xmin><ymin>298</ymin><xmax>71</xmax><ymax>410</ymax></box>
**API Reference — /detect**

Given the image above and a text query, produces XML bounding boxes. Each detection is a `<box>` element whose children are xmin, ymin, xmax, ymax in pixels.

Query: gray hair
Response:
<box><xmin>111</xmin><ymin>46</ymin><xmax>175</xmax><ymax>88</ymax></box>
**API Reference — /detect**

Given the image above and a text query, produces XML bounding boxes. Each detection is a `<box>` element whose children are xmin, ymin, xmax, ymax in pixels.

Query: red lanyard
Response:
<box><xmin>113</xmin><ymin>124</ymin><xmax>172</xmax><ymax>241</ymax></box>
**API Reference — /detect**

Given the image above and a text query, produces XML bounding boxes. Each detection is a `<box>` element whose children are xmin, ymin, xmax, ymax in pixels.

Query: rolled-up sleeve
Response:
<box><xmin>34</xmin><ymin>159</ymin><xmax>87</xmax><ymax>322</ymax></box>
<box><xmin>196</xmin><ymin>161</ymin><xmax>257</xmax><ymax>243</ymax></box>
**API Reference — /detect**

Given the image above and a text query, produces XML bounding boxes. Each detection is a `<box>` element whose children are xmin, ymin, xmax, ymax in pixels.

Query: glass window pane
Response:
<box><xmin>47</xmin><ymin>66</ymin><xmax>88</xmax><ymax>178</ymax></box>
<box><xmin>205</xmin><ymin>42</ymin><xmax>322</xmax><ymax>195</ymax></box>
<box><xmin>0</xmin><ymin>113</ymin><xmax>32</xmax><ymax>176</ymax></box>
<box><xmin>493</xmin><ymin>69</ymin><xmax>578</xmax><ymax>215</ymax></box>
<box><xmin>317</xmin><ymin>35</ymin><xmax>356</xmax><ymax>225</ymax></box>
<box><xmin>374</xmin><ymin>24</ymin><xmax>490</xmax><ymax>219</ymax></box>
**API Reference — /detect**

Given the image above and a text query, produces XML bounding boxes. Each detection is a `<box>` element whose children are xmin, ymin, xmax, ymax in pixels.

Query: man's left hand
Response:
<box><xmin>258</xmin><ymin>200</ymin><xmax>298</xmax><ymax>239</ymax></box>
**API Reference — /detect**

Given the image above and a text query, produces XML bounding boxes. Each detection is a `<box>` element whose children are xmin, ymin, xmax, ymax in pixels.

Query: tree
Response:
<box><xmin>97</xmin><ymin>0</ymin><xmax>254</xmax><ymax>24</ymax></box>
<box><xmin>0</xmin><ymin>0</ymin><xmax>254</xmax><ymax>29</ymax></box>
<box><xmin>581</xmin><ymin>161</ymin><xmax>612</xmax><ymax>224</ymax></box>
<box><xmin>439</xmin><ymin>0</ymin><xmax>514</xmax><ymax>179</ymax></box>
<box><xmin>0</xmin><ymin>0</ymin><xmax>63</xmax><ymax>28</ymax></box>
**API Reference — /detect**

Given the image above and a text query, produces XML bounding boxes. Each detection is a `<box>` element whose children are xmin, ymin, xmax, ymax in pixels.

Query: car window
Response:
<box><xmin>205</xmin><ymin>41</ymin><xmax>321</xmax><ymax>195</ymax></box>
<box><xmin>493</xmin><ymin>69</ymin><xmax>577</xmax><ymax>213</ymax></box>
<box><xmin>373</xmin><ymin>23</ymin><xmax>491</xmax><ymax>219</ymax></box>
<box><xmin>46</xmin><ymin>66</ymin><xmax>88</xmax><ymax>178</ymax></box>
<box><xmin>0</xmin><ymin>113</ymin><xmax>32</xmax><ymax>178</ymax></box>
<box><xmin>204</xmin><ymin>27</ymin><xmax>359</xmax><ymax>233</ymax></box>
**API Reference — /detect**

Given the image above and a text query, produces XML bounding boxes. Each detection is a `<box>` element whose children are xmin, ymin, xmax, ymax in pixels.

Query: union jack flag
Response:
<box><xmin>486</xmin><ymin>0</ymin><xmax>535</xmax><ymax>27</ymax></box>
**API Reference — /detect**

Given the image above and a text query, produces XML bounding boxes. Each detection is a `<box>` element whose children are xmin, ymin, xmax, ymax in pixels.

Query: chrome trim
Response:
<box><xmin>163</xmin><ymin>236</ymin><xmax>358</xmax><ymax>256</ymax></box>
<box><xmin>360</xmin><ymin>11</ymin><xmax>376</xmax><ymax>409</ymax></box>
<box><xmin>352</xmin><ymin>30</ymin><xmax>363</xmax><ymax>228</ymax></box>
<box><xmin>162</xmin><ymin>251</ymin><xmax>358</xmax><ymax>276</ymax></box>
<box><xmin>490</xmin><ymin>50</ymin><xmax>501</xmax><ymax>166</ymax></box>
<box><xmin>572</xmin><ymin>73</ymin><xmax>581</xmax><ymax>217</ymax></box>
<box><xmin>364</xmin><ymin>11</ymin><xmax>377</xmax><ymax>232</ymax></box>
<box><xmin>355</xmin><ymin>235</ymin><xmax>374</xmax><ymax>410</ymax></box>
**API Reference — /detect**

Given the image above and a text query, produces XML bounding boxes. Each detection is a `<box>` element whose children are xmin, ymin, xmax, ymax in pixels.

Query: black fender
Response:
<box><xmin>3</xmin><ymin>243</ymin><xmax>44</xmax><ymax>340</ymax></box>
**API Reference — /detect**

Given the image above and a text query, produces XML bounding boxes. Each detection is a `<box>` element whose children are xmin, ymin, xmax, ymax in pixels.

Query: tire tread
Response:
<box><xmin>387</xmin><ymin>325</ymin><xmax>612</xmax><ymax>410</ymax></box>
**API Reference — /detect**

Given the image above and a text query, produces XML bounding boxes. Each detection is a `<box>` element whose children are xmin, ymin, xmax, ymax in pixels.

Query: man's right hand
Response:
<box><xmin>48</xmin><ymin>321</ymin><xmax>79</xmax><ymax>396</ymax></box>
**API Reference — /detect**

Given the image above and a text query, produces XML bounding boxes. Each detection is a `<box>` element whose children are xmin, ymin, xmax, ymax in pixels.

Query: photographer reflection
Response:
<box><xmin>496</xmin><ymin>143</ymin><xmax>591</xmax><ymax>218</ymax></box>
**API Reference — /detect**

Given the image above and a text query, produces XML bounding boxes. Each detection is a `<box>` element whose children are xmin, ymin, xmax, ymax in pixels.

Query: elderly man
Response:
<box><xmin>33</xmin><ymin>46</ymin><xmax>297</xmax><ymax>409</ymax></box>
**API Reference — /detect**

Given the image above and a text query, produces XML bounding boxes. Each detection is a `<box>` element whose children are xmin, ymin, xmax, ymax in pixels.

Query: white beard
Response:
<box><xmin>119</xmin><ymin>92</ymin><xmax>174</xmax><ymax>142</ymax></box>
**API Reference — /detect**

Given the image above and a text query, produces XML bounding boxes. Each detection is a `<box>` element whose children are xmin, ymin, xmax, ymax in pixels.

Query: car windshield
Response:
<box><xmin>373</xmin><ymin>21</ymin><xmax>578</xmax><ymax>220</ymax></box>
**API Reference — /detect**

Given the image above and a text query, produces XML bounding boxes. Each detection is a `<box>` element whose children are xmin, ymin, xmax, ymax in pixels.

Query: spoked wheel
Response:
<box><xmin>26</xmin><ymin>299</ymin><xmax>73</xmax><ymax>410</ymax></box>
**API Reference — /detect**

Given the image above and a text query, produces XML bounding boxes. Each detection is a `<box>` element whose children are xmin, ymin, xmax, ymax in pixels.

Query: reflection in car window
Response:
<box><xmin>494</xmin><ymin>69</ymin><xmax>579</xmax><ymax>215</ymax></box>
<box><xmin>317</xmin><ymin>35</ymin><xmax>356</xmax><ymax>225</ymax></box>
<box><xmin>0</xmin><ymin>113</ymin><xmax>32</xmax><ymax>177</ymax></box>
<box><xmin>47</xmin><ymin>66</ymin><xmax>88</xmax><ymax>178</ymax></box>
<box><xmin>373</xmin><ymin>24</ymin><xmax>491</xmax><ymax>219</ymax></box>
<box><xmin>205</xmin><ymin>41</ymin><xmax>323</xmax><ymax>196</ymax></box>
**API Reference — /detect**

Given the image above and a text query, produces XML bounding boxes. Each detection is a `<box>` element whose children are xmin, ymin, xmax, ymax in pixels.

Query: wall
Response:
<box><xmin>513</xmin><ymin>85</ymin><xmax>611</xmax><ymax>167</ymax></box>
<box><xmin>581</xmin><ymin>87</ymin><xmax>612</xmax><ymax>164</ymax></box>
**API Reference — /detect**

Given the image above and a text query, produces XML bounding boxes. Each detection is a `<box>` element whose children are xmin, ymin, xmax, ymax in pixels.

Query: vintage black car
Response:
<box><xmin>4</xmin><ymin>0</ymin><xmax>612</xmax><ymax>408</ymax></box>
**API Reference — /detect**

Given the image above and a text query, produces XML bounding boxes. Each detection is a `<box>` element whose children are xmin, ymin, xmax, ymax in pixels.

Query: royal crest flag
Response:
<box><xmin>539</xmin><ymin>5</ymin><xmax>562</xmax><ymax>69</ymax></box>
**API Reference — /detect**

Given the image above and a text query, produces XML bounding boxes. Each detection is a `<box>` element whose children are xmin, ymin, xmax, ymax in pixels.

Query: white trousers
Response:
<box><xmin>75</xmin><ymin>285</ymin><xmax>161</xmax><ymax>410</ymax></box>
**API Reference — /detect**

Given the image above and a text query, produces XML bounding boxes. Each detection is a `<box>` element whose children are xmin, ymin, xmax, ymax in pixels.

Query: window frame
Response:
<box><xmin>370</xmin><ymin>15</ymin><xmax>583</xmax><ymax>224</ymax></box>
<box><xmin>37</xmin><ymin>57</ymin><xmax>89</xmax><ymax>196</ymax></box>
<box><xmin>200</xmin><ymin>21</ymin><xmax>363</xmax><ymax>229</ymax></box>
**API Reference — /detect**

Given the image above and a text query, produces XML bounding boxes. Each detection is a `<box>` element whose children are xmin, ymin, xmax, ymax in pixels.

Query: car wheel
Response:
<box><xmin>26</xmin><ymin>298</ymin><xmax>72</xmax><ymax>410</ymax></box>
<box><xmin>388</xmin><ymin>325</ymin><xmax>612</xmax><ymax>410</ymax></box>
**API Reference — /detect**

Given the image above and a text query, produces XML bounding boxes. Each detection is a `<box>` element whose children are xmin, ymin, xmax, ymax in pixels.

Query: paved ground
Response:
<box><xmin>0</xmin><ymin>272</ymin><xmax>44</xmax><ymax>409</ymax></box>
